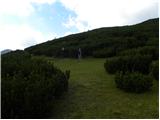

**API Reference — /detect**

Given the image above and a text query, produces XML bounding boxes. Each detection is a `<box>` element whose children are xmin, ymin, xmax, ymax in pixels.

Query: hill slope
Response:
<box><xmin>25</xmin><ymin>18</ymin><xmax>159</xmax><ymax>58</ymax></box>
<box><xmin>1</xmin><ymin>49</ymin><xmax>12</xmax><ymax>55</ymax></box>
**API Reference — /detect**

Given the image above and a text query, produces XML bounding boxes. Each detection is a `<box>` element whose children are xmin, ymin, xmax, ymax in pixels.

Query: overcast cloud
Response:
<box><xmin>60</xmin><ymin>0</ymin><xmax>158</xmax><ymax>31</ymax></box>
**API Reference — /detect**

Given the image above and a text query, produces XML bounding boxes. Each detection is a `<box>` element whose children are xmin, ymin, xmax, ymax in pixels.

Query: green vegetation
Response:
<box><xmin>1</xmin><ymin>18</ymin><xmax>159</xmax><ymax>118</ymax></box>
<box><xmin>118</xmin><ymin>46</ymin><xmax>158</xmax><ymax>60</ymax></box>
<box><xmin>48</xmin><ymin>58</ymin><xmax>158</xmax><ymax>118</ymax></box>
<box><xmin>25</xmin><ymin>18</ymin><xmax>159</xmax><ymax>58</ymax></box>
<box><xmin>115</xmin><ymin>72</ymin><xmax>153</xmax><ymax>93</ymax></box>
<box><xmin>104</xmin><ymin>55</ymin><xmax>152</xmax><ymax>74</ymax></box>
<box><xmin>24</xmin><ymin>18</ymin><xmax>158</xmax><ymax>94</ymax></box>
<box><xmin>1</xmin><ymin>51</ymin><xmax>69</xmax><ymax>118</ymax></box>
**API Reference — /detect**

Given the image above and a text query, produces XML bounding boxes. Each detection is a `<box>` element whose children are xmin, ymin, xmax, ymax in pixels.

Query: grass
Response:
<box><xmin>48</xmin><ymin>58</ymin><xmax>158</xmax><ymax>119</ymax></box>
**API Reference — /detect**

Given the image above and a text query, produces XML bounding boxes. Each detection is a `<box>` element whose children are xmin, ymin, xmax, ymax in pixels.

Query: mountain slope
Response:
<box><xmin>1</xmin><ymin>49</ymin><xmax>12</xmax><ymax>55</ymax></box>
<box><xmin>25</xmin><ymin>18</ymin><xmax>159</xmax><ymax>58</ymax></box>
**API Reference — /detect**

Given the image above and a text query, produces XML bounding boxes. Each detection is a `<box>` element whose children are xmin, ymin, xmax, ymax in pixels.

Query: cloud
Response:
<box><xmin>60</xmin><ymin>0</ymin><xmax>159</xmax><ymax>31</ymax></box>
<box><xmin>31</xmin><ymin>0</ymin><xmax>57</xmax><ymax>5</ymax></box>
<box><xmin>63</xmin><ymin>31</ymin><xmax>74</xmax><ymax>36</ymax></box>
<box><xmin>62</xmin><ymin>15</ymin><xmax>90</xmax><ymax>32</ymax></box>
<box><xmin>0</xmin><ymin>0</ymin><xmax>58</xmax><ymax>50</ymax></box>
<box><xmin>0</xmin><ymin>0</ymin><xmax>34</xmax><ymax>16</ymax></box>
<box><xmin>0</xmin><ymin>0</ymin><xmax>57</xmax><ymax>16</ymax></box>
<box><xmin>125</xmin><ymin>3</ymin><xmax>159</xmax><ymax>24</ymax></box>
<box><xmin>0</xmin><ymin>24</ymin><xmax>57</xmax><ymax>50</ymax></box>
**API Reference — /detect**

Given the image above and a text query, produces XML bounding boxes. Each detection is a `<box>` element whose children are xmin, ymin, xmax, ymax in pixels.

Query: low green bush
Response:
<box><xmin>104</xmin><ymin>54</ymin><xmax>152</xmax><ymax>74</ymax></box>
<box><xmin>150</xmin><ymin>61</ymin><xmax>159</xmax><ymax>80</ymax></box>
<box><xmin>115</xmin><ymin>72</ymin><xmax>153</xmax><ymax>93</ymax></box>
<box><xmin>118</xmin><ymin>46</ymin><xmax>158</xmax><ymax>60</ymax></box>
<box><xmin>104</xmin><ymin>57</ymin><xmax>124</xmax><ymax>74</ymax></box>
<box><xmin>1</xmin><ymin>50</ymin><xmax>69</xmax><ymax>118</ymax></box>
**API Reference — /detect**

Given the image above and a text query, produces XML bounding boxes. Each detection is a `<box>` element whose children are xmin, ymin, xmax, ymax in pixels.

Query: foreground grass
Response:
<box><xmin>49</xmin><ymin>58</ymin><xmax>158</xmax><ymax>118</ymax></box>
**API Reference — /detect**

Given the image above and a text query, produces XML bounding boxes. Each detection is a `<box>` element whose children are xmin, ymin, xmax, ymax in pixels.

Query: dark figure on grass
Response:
<box><xmin>78</xmin><ymin>48</ymin><xmax>82</xmax><ymax>60</ymax></box>
<box><xmin>61</xmin><ymin>47</ymin><xmax>65</xmax><ymax>58</ymax></box>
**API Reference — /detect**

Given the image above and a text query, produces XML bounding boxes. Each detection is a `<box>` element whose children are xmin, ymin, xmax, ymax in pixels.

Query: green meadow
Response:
<box><xmin>2</xmin><ymin>18</ymin><xmax>158</xmax><ymax>119</ymax></box>
<box><xmin>49</xmin><ymin>58</ymin><xmax>158</xmax><ymax>119</ymax></box>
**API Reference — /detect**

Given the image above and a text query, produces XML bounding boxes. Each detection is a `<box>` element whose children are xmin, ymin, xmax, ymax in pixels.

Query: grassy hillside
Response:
<box><xmin>48</xmin><ymin>58</ymin><xmax>158</xmax><ymax>118</ymax></box>
<box><xmin>25</xmin><ymin>18</ymin><xmax>158</xmax><ymax>58</ymax></box>
<box><xmin>2</xmin><ymin>18</ymin><xmax>158</xmax><ymax>118</ymax></box>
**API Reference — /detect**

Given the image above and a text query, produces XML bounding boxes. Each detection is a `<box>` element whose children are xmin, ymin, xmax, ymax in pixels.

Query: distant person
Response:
<box><xmin>78</xmin><ymin>48</ymin><xmax>82</xmax><ymax>60</ymax></box>
<box><xmin>61</xmin><ymin>47</ymin><xmax>65</xmax><ymax>57</ymax></box>
<box><xmin>62</xmin><ymin>47</ymin><xmax>64</xmax><ymax>51</ymax></box>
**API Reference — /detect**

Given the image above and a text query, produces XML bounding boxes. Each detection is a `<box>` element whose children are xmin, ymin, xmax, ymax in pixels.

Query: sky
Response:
<box><xmin>0</xmin><ymin>0</ymin><xmax>159</xmax><ymax>51</ymax></box>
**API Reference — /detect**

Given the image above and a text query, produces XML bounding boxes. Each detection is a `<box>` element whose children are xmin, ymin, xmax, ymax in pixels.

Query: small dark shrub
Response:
<box><xmin>115</xmin><ymin>72</ymin><xmax>153</xmax><ymax>93</ymax></box>
<box><xmin>104</xmin><ymin>57</ymin><xmax>124</xmax><ymax>74</ymax></box>
<box><xmin>150</xmin><ymin>61</ymin><xmax>159</xmax><ymax>80</ymax></box>
<box><xmin>118</xmin><ymin>46</ymin><xmax>159</xmax><ymax>60</ymax></box>
<box><xmin>104</xmin><ymin>54</ymin><xmax>152</xmax><ymax>74</ymax></box>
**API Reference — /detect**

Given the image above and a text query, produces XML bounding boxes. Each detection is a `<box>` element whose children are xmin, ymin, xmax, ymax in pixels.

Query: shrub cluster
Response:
<box><xmin>150</xmin><ymin>61</ymin><xmax>159</xmax><ymax>80</ymax></box>
<box><xmin>92</xmin><ymin>48</ymin><xmax>116</xmax><ymax>58</ymax></box>
<box><xmin>104</xmin><ymin>54</ymin><xmax>152</xmax><ymax>74</ymax></box>
<box><xmin>115</xmin><ymin>72</ymin><xmax>153</xmax><ymax>93</ymax></box>
<box><xmin>118</xmin><ymin>46</ymin><xmax>159</xmax><ymax>60</ymax></box>
<box><xmin>1</xmin><ymin>50</ymin><xmax>69</xmax><ymax>118</ymax></box>
<box><xmin>25</xmin><ymin>19</ymin><xmax>158</xmax><ymax>58</ymax></box>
